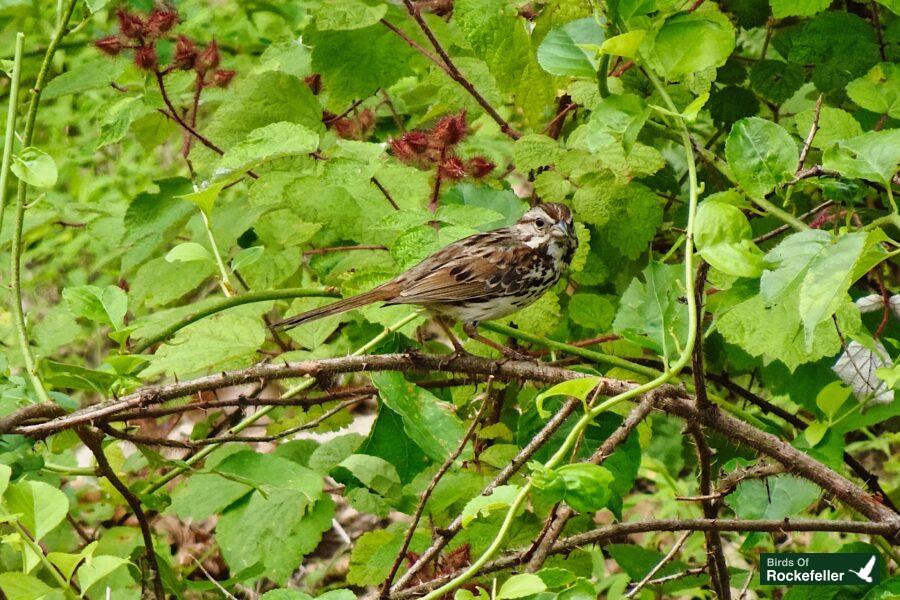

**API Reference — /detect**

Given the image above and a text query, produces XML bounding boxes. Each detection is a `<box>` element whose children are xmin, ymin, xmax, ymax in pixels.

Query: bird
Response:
<box><xmin>275</xmin><ymin>202</ymin><xmax>578</xmax><ymax>356</ymax></box>
<box><xmin>848</xmin><ymin>556</ymin><xmax>876</xmax><ymax>583</ymax></box>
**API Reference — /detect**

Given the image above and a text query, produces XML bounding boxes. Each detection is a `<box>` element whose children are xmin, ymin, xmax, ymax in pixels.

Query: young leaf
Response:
<box><xmin>77</xmin><ymin>555</ymin><xmax>130</xmax><ymax>595</ymax></box>
<box><xmin>461</xmin><ymin>484</ymin><xmax>520</xmax><ymax>526</ymax></box>
<box><xmin>822</xmin><ymin>129</ymin><xmax>900</xmax><ymax>185</ymax></box>
<box><xmin>533</xmin><ymin>377</ymin><xmax>601</xmax><ymax>418</ymax></box>
<box><xmin>598</xmin><ymin>30</ymin><xmax>646</xmax><ymax>58</ymax></box>
<box><xmin>165</xmin><ymin>242</ymin><xmax>214</xmax><ymax>264</ymax></box>
<box><xmin>5</xmin><ymin>481</ymin><xmax>69</xmax><ymax>541</ymax></box>
<box><xmin>11</xmin><ymin>147</ymin><xmax>57</xmax><ymax>189</ymax></box>
<box><xmin>647</xmin><ymin>8</ymin><xmax>735</xmax><ymax>78</ymax></box>
<box><xmin>497</xmin><ymin>573</ymin><xmax>547</xmax><ymax>599</ymax></box>
<box><xmin>316</xmin><ymin>0</ymin><xmax>387</xmax><ymax>31</ymax></box>
<box><xmin>815</xmin><ymin>381</ymin><xmax>852</xmax><ymax>420</ymax></box>
<box><xmin>846</xmin><ymin>62</ymin><xmax>900</xmax><ymax>119</ymax></box>
<box><xmin>62</xmin><ymin>285</ymin><xmax>128</xmax><ymax>330</ymax></box>
<box><xmin>694</xmin><ymin>195</ymin><xmax>764</xmax><ymax>277</ymax></box>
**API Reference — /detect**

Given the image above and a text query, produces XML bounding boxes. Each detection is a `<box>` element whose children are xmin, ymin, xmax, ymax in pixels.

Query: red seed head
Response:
<box><xmin>196</xmin><ymin>40</ymin><xmax>220</xmax><ymax>73</ymax></box>
<box><xmin>212</xmin><ymin>69</ymin><xmax>236</xmax><ymax>87</ymax></box>
<box><xmin>134</xmin><ymin>45</ymin><xmax>158</xmax><ymax>70</ymax></box>
<box><xmin>332</xmin><ymin>117</ymin><xmax>359</xmax><ymax>140</ymax></box>
<box><xmin>467</xmin><ymin>156</ymin><xmax>495</xmax><ymax>178</ymax></box>
<box><xmin>390</xmin><ymin>136</ymin><xmax>415</xmax><ymax>162</ymax></box>
<box><xmin>304</xmin><ymin>73</ymin><xmax>322</xmax><ymax>95</ymax></box>
<box><xmin>357</xmin><ymin>108</ymin><xmax>375</xmax><ymax>132</ymax></box>
<box><xmin>433</xmin><ymin>111</ymin><xmax>467</xmax><ymax>146</ymax></box>
<box><xmin>440</xmin><ymin>156</ymin><xmax>466</xmax><ymax>179</ymax></box>
<box><xmin>117</xmin><ymin>9</ymin><xmax>145</xmax><ymax>39</ymax></box>
<box><xmin>145</xmin><ymin>8</ymin><xmax>178</xmax><ymax>37</ymax></box>
<box><xmin>94</xmin><ymin>35</ymin><xmax>123</xmax><ymax>56</ymax></box>
<box><xmin>403</xmin><ymin>131</ymin><xmax>430</xmax><ymax>154</ymax></box>
<box><xmin>172</xmin><ymin>36</ymin><xmax>198</xmax><ymax>70</ymax></box>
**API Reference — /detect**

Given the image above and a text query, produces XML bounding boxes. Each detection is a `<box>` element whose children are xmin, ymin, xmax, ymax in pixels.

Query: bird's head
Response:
<box><xmin>515</xmin><ymin>202</ymin><xmax>578</xmax><ymax>263</ymax></box>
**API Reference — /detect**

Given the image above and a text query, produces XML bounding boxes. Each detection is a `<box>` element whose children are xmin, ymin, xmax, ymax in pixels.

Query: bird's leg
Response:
<box><xmin>435</xmin><ymin>315</ymin><xmax>469</xmax><ymax>357</ymax></box>
<box><xmin>463</xmin><ymin>322</ymin><xmax>532</xmax><ymax>361</ymax></box>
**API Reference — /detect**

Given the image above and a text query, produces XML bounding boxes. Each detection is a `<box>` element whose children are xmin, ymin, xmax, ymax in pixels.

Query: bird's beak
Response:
<box><xmin>550</xmin><ymin>222</ymin><xmax>568</xmax><ymax>239</ymax></box>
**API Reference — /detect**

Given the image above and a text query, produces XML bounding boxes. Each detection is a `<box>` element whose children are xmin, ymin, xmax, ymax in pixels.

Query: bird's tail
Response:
<box><xmin>273</xmin><ymin>288</ymin><xmax>392</xmax><ymax>330</ymax></box>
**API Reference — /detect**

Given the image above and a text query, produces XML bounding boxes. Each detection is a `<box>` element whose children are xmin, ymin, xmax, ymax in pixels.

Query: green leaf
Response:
<box><xmin>599</xmin><ymin>30</ymin><xmax>646</xmax><ymax>58</ymax></box>
<box><xmin>346</xmin><ymin>523</ymin><xmax>428</xmax><ymax>586</ymax></box>
<box><xmin>165</xmin><ymin>242</ymin><xmax>214</xmax><ymax>264</ymax></box>
<box><xmin>725</xmin><ymin>117</ymin><xmax>798</xmax><ymax>199</ymax></box>
<box><xmin>5</xmin><ymin>480</ymin><xmax>69</xmax><ymax>541</ymax></box>
<box><xmin>142</xmin><ymin>312</ymin><xmax>267</xmax><ymax>378</ymax></box>
<box><xmin>514</xmin><ymin>134</ymin><xmax>563</xmax><ymax>172</ymax></box>
<box><xmin>216</xmin><ymin>122</ymin><xmax>319</xmax><ymax>180</ymax></box>
<box><xmin>371</xmin><ymin>372</ymin><xmax>467</xmax><ymax>462</ymax></box>
<box><xmin>461</xmin><ymin>484</ymin><xmax>520</xmax><ymax>526</ymax></box>
<box><xmin>816</xmin><ymin>381</ymin><xmax>852</xmax><ymax>420</ymax></box>
<box><xmin>0</xmin><ymin>573</ymin><xmax>55</xmax><ymax>600</ymax></box>
<box><xmin>231</xmin><ymin>246</ymin><xmax>265</xmax><ymax>271</ymax></box>
<box><xmin>11</xmin><ymin>147</ymin><xmax>57</xmax><ymax>188</ymax></box>
<box><xmin>42</xmin><ymin>57</ymin><xmax>125</xmax><ymax>100</ymax></box>
<box><xmin>533</xmin><ymin>377</ymin><xmax>601</xmax><ymax>418</ymax></box>
<box><xmin>176</xmin><ymin>180</ymin><xmax>228</xmax><ymax>217</ymax></box>
<box><xmin>568</xmin><ymin>293</ymin><xmax>616</xmax><ymax>330</ymax></box>
<box><xmin>338</xmin><ymin>454</ymin><xmax>402</xmax><ymax>498</ymax></box>
<box><xmin>553</xmin><ymin>463</ymin><xmax>614</xmax><ymax>512</ymax></box>
<box><xmin>648</xmin><ymin>8</ymin><xmax>735</xmax><ymax>78</ymax></box>
<box><xmin>497</xmin><ymin>573</ymin><xmax>547</xmax><ymax>599</ymax></box>
<box><xmin>793</xmin><ymin>107</ymin><xmax>862</xmax><ymax>149</ymax></box>
<box><xmin>769</xmin><ymin>0</ymin><xmax>830</xmax><ymax>18</ymax></box>
<box><xmin>726</xmin><ymin>474</ymin><xmax>820</xmax><ymax>519</ymax></box>
<box><xmin>77</xmin><ymin>555</ymin><xmax>129</xmax><ymax>595</ymax></box>
<box><xmin>537</xmin><ymin>17</ymin><xmax>605</xmax><ymax>78</ymax></box>
<box><xmin>823</xmin><ymin>129</ymin><xmax>900</xmax><ymax>185</ymax></box>
<box><xmin>39</xmin><ymin>360</ymin><xmax>121</xmax><ymax>394</ymax></box>
<box><xmin>695</xmin><ymin>194</ymin><xmax>764</xmax><ymax>277</ymax></box>
<box><xmin>749</xmin><ymin>60</ymin><xmax>804</xmax><ymax>105</ymax></box>
<box><xmin>316</xmin><ymin>0</ymin><xmax>387</xmax><ymax>30</ymax></box>
<box><xmin>0</xmin><ymin>465</ymin><xmax>10</xmax><ymax>497</ymax></box>
<box><xmin>846</xmin><ymin>63</ymin><xmax>900</xmax><ymax>118</ymax></box>
<box><xmin>613</xmin><ymin>262</ymin><xmax>689</xmax><ymax>362</ymax></box>
<box><xmin>803</xmin><ymin>421</ymin><xmax>828</xmax><ymax>447</ymax></box>
<box><xmin>62</xmin><ymin>285</ymin><xmax>128</xmax><ymax>330</ymax></box>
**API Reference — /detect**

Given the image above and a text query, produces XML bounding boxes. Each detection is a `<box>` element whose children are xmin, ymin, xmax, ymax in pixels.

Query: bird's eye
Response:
<box><xmin>535</xmin><ymin>218</ymin><xmax>545</xmax><ymax>228</ymax></box>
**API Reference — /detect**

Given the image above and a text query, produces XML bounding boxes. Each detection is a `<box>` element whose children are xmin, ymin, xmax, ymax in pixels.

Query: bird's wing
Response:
<box><xmin>388</xmin><ymin>232</ymin><xmax>526</xmax><ymax>304</ymax></box>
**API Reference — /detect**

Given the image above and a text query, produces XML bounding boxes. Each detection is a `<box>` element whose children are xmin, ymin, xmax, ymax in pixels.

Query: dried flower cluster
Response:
<box><xmin>389</xmin><ymin>112</ymin><xmax>495</xmax><ymax>180</ymax></box>
<box><xmin>324</xmin><ymin>108</ymin><xmax>376</xmax><ymax>141</ymax></box>
<box><xmin>95</xmin><ymin>7</ymin><xmax>235</xmax><ymax>87</ymax></box>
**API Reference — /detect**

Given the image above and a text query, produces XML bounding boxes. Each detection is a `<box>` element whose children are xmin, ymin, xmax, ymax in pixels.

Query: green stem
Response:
<box><xmin>0</xmin><ymin>32</ymin><xmax>25</xmax><ymax>237</ymax></box>
<box><xmin>144</xmin><ymin>311</ymin><xmax>421</xmax><ymax>494</ymax></box>
<box><xmin>12</xmin><ymin>522</ymin><xmax>79</xmax><ymax>599</ymax></box>
<box><xmin>9</xmin><ymin>0</ymin><xmax>78</xmax><ymax>405</ymax></box>
<box><xmin>481</xmin><ymin>322</ymin><xmax>658</xmax><ymax>378</ymax></box>
<box><xmin>421</xmin><ymin>67</ymin><xmax>703</xmax><ymax>600</ymax></box>
<box><xmin>751</xmin><ymin>196</ymin><xmax>807</xmax><ymax>231</ymax></box>
<box><xmin>597</xmin><ymin>53</ymin><xmax>610</xmax><ymax>97</ymax></box>
<box><xmin>885</xmin><ymin>185</ymin><xmax>898</xmax><ymax>217</ymax></box>
<box><xmin>133</xmin><ymin>287</ymin><xmax>340</xmax><ymax>353</ymax></box>
<box><xmin>200</xmin><ymin>211</ymin><xmax>234</xmax><ymax>296</ymax></box>
<box><xmin>43</xmin><ymin>461</ymin><xmax>96</xmax><ymax>476</ymax></box>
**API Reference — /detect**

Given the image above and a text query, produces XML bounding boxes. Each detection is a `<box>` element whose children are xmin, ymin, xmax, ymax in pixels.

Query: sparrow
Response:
<box><xmin>275</xmin><ymin>203</ymin><xmax>578</xmax><ymax>354</ymax></box>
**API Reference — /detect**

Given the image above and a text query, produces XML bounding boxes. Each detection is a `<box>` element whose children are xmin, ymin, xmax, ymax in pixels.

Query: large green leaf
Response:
<box><xmin>536</xmin><ymin>17</ymin><xmax>605</xmax><ymax>78</ymax></box>
<box><xmin>647</xmin><ymin>7</ymin><xmax>735</xmax><ymax>78</ymax></box>
<box><xmin>5</xmin><ymin>480</ymin><xmax>69</xmax><ymax>541</ymax></box>
<box><xmin>769</xmin><ymin>0</ymin><xmax>829</xmax><ymax>18</ymax></box>
<box><xmin>694</xmin><ymin>193</ymin><xmax>764</xmax><ymax>277</ymax></box>
<box><xmin>371</xmin><ymin>372</ymin><xmax>467</xmax><ymax>462</ymax></box>
<box><xmin>216</xmin><ymin>122</ymin><xmax>320</xmax><ymax>181</ymax></box>
<box><xmin>846</xmin><ymin>63</ymin><xmax>900</xmax><ymax>119</ymax></box>
<box><xmin>822</xmin><ymin>129</ymin><xmax>900</xmax><ymax>185</ymax></box>
<box><xmin>725</xmin><ymin>117</ymin><xmax>798</xmax><ymax>199</ymax></box>
<box><xmin>11</xmin><ymin>147</ymin><xmax>57</xmax><ymax>189</ymax></box>
<box><xmin>316</xmin><ymin>0</ymin><xmax>387</xmax><ymax>30</ymax></box>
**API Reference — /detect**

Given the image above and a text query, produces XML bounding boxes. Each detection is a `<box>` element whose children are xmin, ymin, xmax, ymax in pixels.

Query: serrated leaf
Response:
<box><xmin>846</xmin><ymin>63</ymin><xmax>900</xmax><ymax>118</ymax></box>
<box><xmin>77</xmin><ymin>555</ymin><xmax>129</xmax><ymax>595</ymax></box>
<box><xmin>5</xmin><ymin>481</ymin><xmax>68</xmax><ymax>541</ymax></box>
<box><xmin>215</xmin><ymin>121</ymin><xmax>319</xmax><ymax>181</ymax></box>
<box><xmin>770</xmin><ymin>0</ymin><xmax>830</xmax><ymax>19</ymax></box>
<box><xmin>62</xmin><ymin>285</ymin><xmax>128</xmax><ymax>330</ymax></box>
<box><xmin>823</xmin><ymin>129</ymin><xmax>900</xmax><ymax>185</ymax></box>
<box><xmin>648</xmin><ymin>8</ymin><xmax>735</xmax><ymax>78</ymax></box>
<box><xmin>316</xmin><ymin>0</ymin><xmax>387</xmax><ymax>30</ymax></box>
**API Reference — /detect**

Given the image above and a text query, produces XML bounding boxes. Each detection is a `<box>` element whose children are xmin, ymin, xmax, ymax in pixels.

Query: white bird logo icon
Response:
<box><xmin>848</xmin><ymin>556</ymin><xmax>876</xmax><ymax>583</ymax></box>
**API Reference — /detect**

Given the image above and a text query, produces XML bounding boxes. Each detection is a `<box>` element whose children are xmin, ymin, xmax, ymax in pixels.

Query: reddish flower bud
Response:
<box><xmin>357</xmin><ymin>108</ymin><xmax>375</xmax><ymax>133</ymax></box>
<box><xmin>117</xmin><ymin>9</ymin><xmax>145</xmax><ymax>39</ymax></box>
<box><xmin>172</xmin><ymin>36</ymin><xmax>198</xmax><ymax>70</ymax></box>
<box><xmin>433</xmin><ymin>111</ymin><xmax>467</xmax><ymax>146</ymax></box>
<box><xmin>145</xmin><ymin>8</ymin><xmax>178</xmax><ymax>37</ymax></box>
<box><xmin>212</xmin><ymin>69</ymin><xmax>236</xmax><ymax>87</ymax></box>
<box><xmin>403</xmin><ymin>131</ymin><xmax>430</xmax><ymax>153</ymax></box>
<box><xmin>94</xmin><ymin>35</ymin><xmax>123</xmax><ymax>56</ymax></box>
<box><xmin>332</xmin><ymin>117</ymin><xmax>359</xmax><ymax>140</ymax></box>
<box><xmin>134</xmin><ymin>45</ymin><xmax>158</xmax><ymax>70</ymax></box>
<box><xmin>196</xmin><ymin>40</ymin><xmax>220</xmax><ymax>73</ymax></box>
<box><xmin>467</xmin><ymin>156</ymin><xmax>495</xmax><ymax>178</ymax></box>
<box><xmin>440</xmin><ymin>156</ymin><xmax>466</xmax><ymax>180</ymax></box>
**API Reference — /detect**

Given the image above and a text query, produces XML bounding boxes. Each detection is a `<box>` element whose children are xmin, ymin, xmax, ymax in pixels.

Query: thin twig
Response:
<box><xmin>625</xmin><ymin>530</ymin><xmax>692</xmax><ymax>598</ymax></box>
<box><xmin>77</xmin><ymin>427</ymin><xmax>165</xmax><ymax>600</ymax></box>
<box><xmin>303</xmin><ymin>244</ymin><xmax>388</xmax><ymax>256</ymax></box>
<box><xmin>381</xmin><ymin>385</ymin><xmax>493</xmax><ymax>597</ymax></box>
<box><xmin>371</xmin><ymin>176</ymin><xmax>401</xmax><ymax>210</ymax></box>
<box><xmin>797</xmin><ymin>94</ymin><xmax>824</xmax><ymax>171</ymax></box>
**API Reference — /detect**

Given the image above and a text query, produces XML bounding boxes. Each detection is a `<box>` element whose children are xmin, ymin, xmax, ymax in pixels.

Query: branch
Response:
<box><xmin>385</xmin><ymin>5</ymin><xmax>521</xmax><ymax>139</ymax></box>
<box><xmin>393</xmin><ymin>518</ymin><xmax>900</xmax><ymax>599</ymax></box>
<box><xmin>797</xmin><ymin>94</ymin><xmax>823</xmax><ymax>171</ymax></box>
<box><xmin>381</xmin><ymin>386</ymin><xmax>492</xmax><ymax>597</ymax></box>
<box><xmin>624</xmin><ymin>530</ymin><xmax>691</xmax><ymax>599</ymax></box>
<box><xmin>524</xmin><ymin>395</ymin><xmax>658</xmax><ymax>572</ymax></box>
<box><xmin>77</xmin><ymin>427</ymin><xmax>165</xmax><ymax>600</ymax></box>
<box><xmin>371</xmin><ymin>176</ymin><xmax>401</xmax><ymax>210</ymax></box>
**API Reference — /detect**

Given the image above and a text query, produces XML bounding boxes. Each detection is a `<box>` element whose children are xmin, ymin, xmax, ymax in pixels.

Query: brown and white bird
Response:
<box><xmin>275</xmin><ymin>203</ymin><xmax>577</xmax><ymax>353</ymax></box>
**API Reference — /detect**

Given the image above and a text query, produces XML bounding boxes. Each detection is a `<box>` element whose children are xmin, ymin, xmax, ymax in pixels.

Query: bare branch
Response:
<box><xmin>625</xmin><ymin>530</ymin><xmax>691</xmax><ymax>598</ymax></box>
